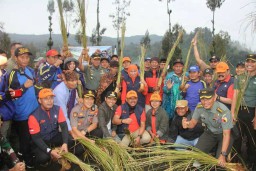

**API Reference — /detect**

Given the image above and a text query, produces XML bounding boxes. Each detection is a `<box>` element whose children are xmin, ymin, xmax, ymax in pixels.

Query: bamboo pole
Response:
<box><xmin>138</xmin><ymin>45</ymin><xmax>147</xmax><ymax>92</ymax></box>
<box><xmin>115</xmin><ymin>21</ymin><xmax>126</xmax><ymax>93</ymax></box>
<box><xmin>157</xmin><ymin>30</ymin><xmax>183</xmax><ymax>87</ymax></box>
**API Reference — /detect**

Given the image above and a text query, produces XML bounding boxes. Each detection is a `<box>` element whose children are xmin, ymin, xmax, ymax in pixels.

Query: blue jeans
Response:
<box><xmin>175</xmin><ymin>135</ymin><xmax>198</xmax><ymax>150</ymax></box>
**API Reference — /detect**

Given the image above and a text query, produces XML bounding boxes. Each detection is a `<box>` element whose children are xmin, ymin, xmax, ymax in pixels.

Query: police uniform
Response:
<box><xmin>192</xmin><ymin>90</ymin><xmax>234</xmax><ymax>158</ymax></box>
<box><xmin>70</xmin><ymin>105</ymin><xmax>98</xmax><ymax>131</ymax></box>
<box><xmin>70</xmin><ymin>90</ymin><xmax>103</xmax><ymax>138</ymax></box>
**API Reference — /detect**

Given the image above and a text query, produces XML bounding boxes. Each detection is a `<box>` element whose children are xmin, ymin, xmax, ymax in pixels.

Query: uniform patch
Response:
<box><xmin>40</xmin><ymin>120</ymin><xmax>46</xmax><ymax>124</ymax></box>
<box><xmin>0</xmin><ymin>95</ymin><xmax>2</xmax><ymax>100</ymax></box>
<box><xmin>222</xmin><ymin>117</ymin><xmax>228</xmax><ymax>123</ymax></box>
<box><xmin>217</xmin><ymin>107</ymin><xmax>223</xmax><ymax>113</ymax></box>
<box><xmin>196</xmin><ymin>104</ymin><xmax>203</xmax><ymax>108</ymax></box>
<box><xmin>79</xmin><ymin>113</ymin><xmax>84</xmax><ymax>117</ymax></box>
<box><xmin>73</xmin><ymin>112</ymin><xmax>78</xmax><ymax>117</ymax></box>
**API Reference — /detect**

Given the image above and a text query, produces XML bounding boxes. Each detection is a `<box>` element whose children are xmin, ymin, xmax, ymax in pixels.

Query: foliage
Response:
<box><xmin>90</xmin><ymin>27</ymin><xmax>107</xmax><ymax>46</ymax></box>
<box><xmin>206</xmin><ymin>0</ymin><xmax>225</xmax><ymax>12</ymax></box>
<box><xmin>47</xmin><ymin>0</ymin><xmax>55</xmax><ymax>15</ymax></box>
<box><xmin>161</xmin><ymin>24</ymin><xmax>184</xmax><ymax>65</ymax></box>
<box><xmin>0</xmin><ymin>31</ymin><xmax>11</xmax><ymax>55</ymax></box>
<box><xmin>140</xmin><ymin>30</ymin><xmax>151</xmax><ymax>50</ymax></box>
<box><xmin>242</xmin><ymin>2</ymin><xmax>256</xmax><ymax>33</ymax></box>
<box><xmin>76</xmin><ymin>0</ymin><xmax>87</xmax><ymax>49</ymax></box>
<box><xmin>210</xmin><ymin>31</ymin><xmax>231</xmax><ymax>57</ymax></box>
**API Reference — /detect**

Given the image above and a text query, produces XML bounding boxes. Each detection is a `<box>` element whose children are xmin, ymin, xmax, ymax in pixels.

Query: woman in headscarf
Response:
<box><xmin>121</xmin><ymin>64</ymin><xmax>148</xmax><ymax>108</ymax></box>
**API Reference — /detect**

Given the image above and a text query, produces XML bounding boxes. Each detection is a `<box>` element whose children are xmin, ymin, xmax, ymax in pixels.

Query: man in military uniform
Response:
<box><xmin>182</xmin><ymin>88</ymin><xmax>234</xmax><ymax>167</ymax></box>
<box><xmin>70</xmin><ymin>90</ymin><xmax>103</xmax><ymax>140</ymax></box>
<box><xmin>78</xmin><ymin>51</ymin><xmax>107</xmax><ymax>91</ymax></box>
<box><xmin>231</xmin><ymin>54</ymin><xmax>256</xmax><ymax>170</ymax></box>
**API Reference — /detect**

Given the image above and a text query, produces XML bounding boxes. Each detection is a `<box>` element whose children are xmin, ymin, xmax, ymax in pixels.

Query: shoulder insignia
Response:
<box><xmin>73</xmin><ymin>112</ymin><xmax>78</xmax><ymax>117</ymax></box>
<box><xmin>196</xmin><ymin>104</ymin><xmax>203</xmax><ymax>108</ymax></box>
<box><xmin>217</xmin><ymin>107</ymin><xmax>223</xmax><ymax>113</ymax></box>
<box><xmin>79</xmin><ymin>112</ymin><xmax>84</xmax><ymax>117</ymax></box>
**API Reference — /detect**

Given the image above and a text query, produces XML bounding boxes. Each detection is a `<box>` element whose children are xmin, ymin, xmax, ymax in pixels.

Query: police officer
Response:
<box><xmin>214</xmin><ymin>62</ymin><xmax>234</xmax><ymax>109</ymax></box>
<box><xmin>182</xmin><ymin>88</ymin><xmax>234</xmax><ymax>167</ymax></box>
<box><xmin>70</xmin><ymin>90</ymin><xmax>103</xmax><ymax>140</ymax></box>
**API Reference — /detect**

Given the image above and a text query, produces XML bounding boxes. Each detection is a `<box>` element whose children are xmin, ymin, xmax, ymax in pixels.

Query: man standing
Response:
<box><xmin>8</xmin><ymin>47</ymin><xmax>38</xmax><ymax>168</ymax></box>
<box><xmin>145</xmin><ymin>57</ymin><xmax>162</xmax><ymax>112</ymax></box>
<box><xmin>182</xmin><ymin>88</ymin><xmax>234</xmax><ymax>167</ymax></box>
<box><xmin>6</xmin><ymin>43</ymin><xmax>22</xmax><ymax>73</ymax></box>
<box><xmin>231</xmin><ymin>54</ymin><xmax>256</xmax><ymax>170</ymax></box>
<box><xmin>214</xmin><ymin>62</ymin><xmax>234</xmax><ymax>109</ymax></box>
<box><xmin>163</xmin><ymin>59</ymin><xmax>186</xmax><ymax>120</ymax></box>
<box><xmin>78</xmin><ymin>52</ymin><xmax>107</xmax><ymax>91</ymax></box>
<box><xmin>37</xmin><ymin>49</ymin><xmax>62</xmax><ymax>89</ymax></box>
<box><xmin>144</xmin><ymin>57</ymin><xmax>151</xmax><ymax>72</ymax></box>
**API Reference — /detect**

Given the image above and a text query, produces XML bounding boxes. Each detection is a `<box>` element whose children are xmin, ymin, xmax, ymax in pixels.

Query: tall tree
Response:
<box><xmin>94</xmin><ymin>0</ymin><xmax>106</xmax><ymax>46</ymax></box>
<box><xmin>62</xmin><ymin>0</ymin><xmax>74</xmax><ymax>37</ymax></box>
<box><xmin>140</xmin><ymin>30</ymin><xmax>151</xmax><ymax>50</ymax></box>
<box><xmin>206</xmin><ymin>0</ymin><xmax>225</xmax><ymax>54</ymax></box>
<box><xmin>161</xmin><ymin>24</ymin><xmax>184</xmax><ymax>64</ymax></box>
<box><xmin>47</xmin><ymin>0</ymin><xmax>55</xmax><ymax>15</ymax></box>
<box><xmin>109</xmin><ymin>0</ymin><xmax>131</xmax><ymax>55</ymax></box>
<box><xmin>210</xmin><ymin>30</ymin><xmax>230</xmax><ymax>57</ymax></box>
<box><xmin>0</xmin><ymin>32</ymin><xmax>11</xmax><ymax>55</ymax></box>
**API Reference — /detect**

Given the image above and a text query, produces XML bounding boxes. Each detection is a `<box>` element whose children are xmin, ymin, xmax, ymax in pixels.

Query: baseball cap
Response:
<box><xmin>150</xmin><ymin>57</ymin><xmax>160</xmax><ymax>63</ymax></box>
<box><xmin>123</xmin><ymin>57</ymin><xmax>131</xmax><ymax>63</ymax></box>
<box><xmin>91</xmin><ymin>52</ymin><xmax>101</xmax><ymax>59</ymax></box>
<box><xmin>203</xmin><ymin>68</ymin><xmax>214</xmax><ymax>75</ymax></box>
<box><xmin>38</xmin><ymin>88</ymin><xmax>55</xmax><ymax>99</ymax></box>
<box><xmin>236</xmin><ymin>61</ymin><xmax>245</xmax><ymax>68</ymax></box>
<box><xmin>173</xmin><ymin>59</ymin><xmax>184</xmax><ymax>65</ymax></box>
<box><xmin>126</xmin><ymin>90</ymin><xmax>138</xmax><ymax>99</ymax></box>
<box><xmin>101</xmin><ymin>57</ymin><xmax>110</xmax><ymax>63</ymax></box>
<box><xmin>145</xmin><ymin>57</ymin><xmax>151</xmax><ymax>61</ymax></box>
<box><xmin>189</xmin><ymin>65</ymin><xmax>200</xmax><ymax>72</ymax></box>
<box><xmin>110</xmin><ymin>60</ymin><xmax>119</xmax><ymax>68</ymax></box>
<box><xmin>176</xmin><ymin>100</ymin><xmax>188</xmax><ymax>108</ymax></box>
<box><xmin>0</xmin><ymin>55</ymin><xmax>7</xmax><ymax>65</ymax></box>
<box><xmin>209</xmin><ymin>56</ymin><xmax>220</xmax><ymax>62</ymax></box>
<box><xmin>246</xmin><ymin>54</ymin><xmax>256</xmax><ymax>62</ymax></box>
<box><xmin>106</xmin><ymin>91</ymin><xmax>117</xmax><ymax>99</ymax></box>
<box><xmin>46</xmin><ymin>49</ymin><xmax>60</xmax><ymax>57</ymax></box>
<box><xmin>199</xmin><ymin>88</ymin><xmax>214</xmax><ymax>99</ymax></box>
<box><xmin>150</xmin><ymin>93</ymin><xmax>162</xmax><ymax>101</ymax></box>
<box><xmin>83</xmin><ymin>90</ymin><xmax>95</xmax><ymax>98</ymax></box>
<box><xmin>215</xmin><ymin>62</ymin><xmax>229</xmax><ymax>73</ymax></box>
<box><xmin>15</xmin><ymin>47</ymin><xmax>32</xmax><ymax>56</ymax></box>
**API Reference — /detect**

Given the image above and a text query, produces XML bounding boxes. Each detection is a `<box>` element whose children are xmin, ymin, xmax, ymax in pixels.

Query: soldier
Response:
<box><xmin>231</xmin><ymin>54</ymin><xmax>256</xmax><ymax>170</ymax></box>
<box><xmin>78</xmin><ymin>51</ymin><xmax>107</xmax><ymax>91</ymax></box>
<box><xmin>182</xmin><ymin>88</ymin><xmax>234</xmax><ymax>167</ymax></box>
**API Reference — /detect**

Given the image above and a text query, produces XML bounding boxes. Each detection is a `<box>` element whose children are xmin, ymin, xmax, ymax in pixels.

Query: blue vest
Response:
<box><xmin>13</xmin><ymin>67</ymin><xmax>38</xmax><ymax>121</ymax></box>
<box><xmin>125</xmin><ymin>76</ymin><xmax>145</xmax><ymax>108</ymax></box>
<box><xmin>214</xmin><ymin>77</ymin><xmax>234</xmax><ymax>109</ymax></box>
<box><xmin>117</xmin><ymin>103</ymin><xmax>143</xmax><ymax>134</ymax></box>
<box><xmin>32</xmin><ymin>105</ymin><xmax>60</xmax><ymax>141</ymax></box>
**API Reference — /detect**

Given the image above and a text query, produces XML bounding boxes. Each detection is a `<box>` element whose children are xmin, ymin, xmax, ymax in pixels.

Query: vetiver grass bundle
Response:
<box><xmin>61</xmin><ymin>151</ymin><xmax>94</xmax><ymax>171</ymax></box>
<box><xmin>138</xmin><ymin>45</ymin><xmax>147</xmax><ymax>92</ymax></box>
<box><xmin>96</xmin><ymin>138</ymin><xmax>140</xmax><ymax>171</ymax></box>
<box><xmin>115</xmin><ymin>21</ymin><xmax>126</xmax><ymax>93</ymax></box>
<box><xmin>157</xmin><ymin>30</ymin><xmax>183</xmax><ymax>87</ymax></box>
<box><xmin>77</xmin><ymin>138</ymin><xmax>115</xmax><ymax>171</ymax></box>
<box><xmin>128</xmin><ymin>144</ymin><xmax>245</xmax><ymax>171</ymax></box>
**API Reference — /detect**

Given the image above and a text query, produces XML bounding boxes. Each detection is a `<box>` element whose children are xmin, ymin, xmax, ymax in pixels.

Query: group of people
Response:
<box><xmin>0</xmin><ymin>37</ymin><xmax>255</xmax><ymax>171</ymax></box>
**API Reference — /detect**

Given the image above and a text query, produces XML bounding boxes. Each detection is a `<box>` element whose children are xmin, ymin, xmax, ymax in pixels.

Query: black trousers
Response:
<box><xmin>88</xmin><ymin>127</ymin><xmax>103</xmax><ymax>138</ymax></box>
<box><xmin>234</xmin><ymin>106</ymin><xmax>256</xmax><ymax>165</ymax></box>
<box><xmin>13</xmin><ymin>120</ymin><xmax>32</xmax><ymax>164</ymax></box>
<box><xmin>195</xmin><ymin>129</ymin><xmax>234</xmax><ymax>158</ymax></box>
<box><xmin>33</xmin><ymin>133</ymin><xmax>85</xmax><ymax>165</ymax></box>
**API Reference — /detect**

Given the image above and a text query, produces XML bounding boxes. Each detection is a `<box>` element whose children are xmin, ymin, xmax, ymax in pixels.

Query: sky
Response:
<box><xmin>0</xmin><ymin>0</ymin><xmax>255</xmax><ymax>51</ymax></box>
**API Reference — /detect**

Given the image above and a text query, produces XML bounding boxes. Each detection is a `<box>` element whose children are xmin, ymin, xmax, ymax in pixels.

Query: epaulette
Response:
<box><xmin>196</xmin><ymin>103</ymin><xmax>203</xmax><ymax>108</ymax></box>
<box><xmin>217</xmin><ymin>107</ymin><xmax>223</xmax><ymax>113</ymax></box>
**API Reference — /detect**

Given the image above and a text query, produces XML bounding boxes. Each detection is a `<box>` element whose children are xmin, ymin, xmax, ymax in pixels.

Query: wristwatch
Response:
<box><xmin>220</xmin><ymin>151</ymin><xmax>227</xmax><ymax>157</ymax></box>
